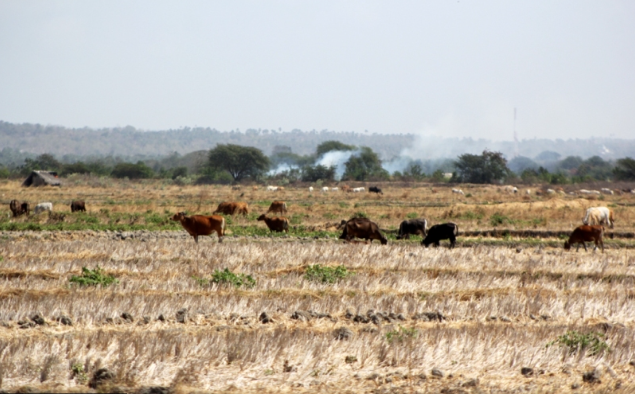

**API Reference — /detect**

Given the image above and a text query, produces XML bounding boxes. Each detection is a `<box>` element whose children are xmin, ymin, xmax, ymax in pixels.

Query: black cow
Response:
<box><xmin>369</xmin><ymin>186</ymin><xmax>383</xmax><ymax>194</ymax></box>
<box><xmin>396</xmin><ymin>218</ymin><xmax>428</xmax><ymax>240</ymax></box>
<box><xmin>70</xmin><ymin>200</ymin><xmax>86</xmax><ymax>212</ymax></box>
<box><xmin>9</xmin><ymin>200</ymin><xmax>30</xmax><ymax>217</ymax></box>
<box><xmin>421</xmin><ymin>222</ymin><xmax>459</xmax><ymax>248</ymax></box>
<box><xmin>339</xmin><ymin>217</ymin><xmax>388</xmax><ymax>245</ymax></box>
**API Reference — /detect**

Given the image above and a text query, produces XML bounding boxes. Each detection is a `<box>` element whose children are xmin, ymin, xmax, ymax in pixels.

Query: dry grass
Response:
<box><xmin>1</xmin><ymin>179</ymin><xmax>635</xmax><ymax>392</ymax></box>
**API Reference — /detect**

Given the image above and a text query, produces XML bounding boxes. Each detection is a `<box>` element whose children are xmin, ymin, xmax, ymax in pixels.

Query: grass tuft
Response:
<box><xmin>69</xmin><ymin>266</ymin><xmax>119</xmax><ymax>287</ymax></box>
<box><xmin>546</xmin><ymin>330</ymin><xmax>610</xmax><ymax>356</ymax></box>
<box><xmin>305</xmin><ymin>264</ymin><xmax>351</xmax><ymax>284</ymax></box>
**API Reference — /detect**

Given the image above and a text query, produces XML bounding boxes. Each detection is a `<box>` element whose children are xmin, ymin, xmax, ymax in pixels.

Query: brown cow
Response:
<box><xmin>9</xmin><ymin>200</ymin><xmax>29</xmax><ymax>217</ymax></box>
<box><xmin>564</xmin><ymin>225</ymin><xmax>604</xmax><ymax>253</ymax></box>
<box><xmin>257</xmin><ymin>214</ymin><xmax>289</xmax><ymax>233</ymax></box>
<box><xmin>341</xmin><ymin>185</ymin><xmax>351</xmax><ymax>193</ymax></box>
<box><xmin>266</xmin><ymin>200</ymin><xmax>287</xmax><ymax>215</ymax></box>
<box><xmin>171</xmin><ymin>212</ymin><xmax>225</xmax><ymax>243</ymax></box>
<box><xmin>213</xmin><ymin>201</ymin><xmax>249</xmax><ymax>216</ymax></box>
<box><xmin>70</xmin><ymin>200</ymin><xmax>86</xmax><ymax>212</ymax></box>
<box><xmin>339</xmin><ymin>217</ymin><xmax>387</xmax><ymax>245</ymax></box>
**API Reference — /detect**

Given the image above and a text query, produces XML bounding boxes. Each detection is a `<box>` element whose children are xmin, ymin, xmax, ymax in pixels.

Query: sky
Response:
<box><xmin>1</xmin><ymin>1</ymin><xmax>634</xmax><ymax>140</ymax></box>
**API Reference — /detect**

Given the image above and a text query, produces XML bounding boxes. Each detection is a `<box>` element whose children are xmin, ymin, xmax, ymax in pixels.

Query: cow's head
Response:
<box><xmin>171</xmin><ymin>212</ymin><xmax>187</xmax><ymax>221</ymax></box>
<box><xmin>257</xmin><ymin>214</ymin><xmax>267</xmax><ymax>221</ymax></box>
<box><xmin>564</xmin><ymin>241</ymin><xmax>571</xmax><ymax>251</ymax></box>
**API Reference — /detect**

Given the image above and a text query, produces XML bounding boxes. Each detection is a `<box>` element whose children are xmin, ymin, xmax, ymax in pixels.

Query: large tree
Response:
<box><xmin>453</xmin><ymin>150</ymin><xmax>511</xmax><ymax>184</ymax></box>
<box><xmin>316</xmin><ymin>140</ymin><xmax>355</xmax><ymax>157</ymax></box>
<box><xmin>613</xmin><ymin>157</ymin><xmax>635</xmax><ymax>181</ymax></box>
<box><xmin>208</xmin><ymin>144</ymin><xmax>270</xmax><ymax>181</ymax></box>
<box><xmin>342</xmin><ymin>147</ymin><xmax>389</xmax><ymax>181</ymax></box>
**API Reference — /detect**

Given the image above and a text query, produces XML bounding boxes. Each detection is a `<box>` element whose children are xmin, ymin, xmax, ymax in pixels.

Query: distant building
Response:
<box><xmin>21</xmin><ymin>170</ymin><xmax>61</xmax><ymax>187</ymax></box>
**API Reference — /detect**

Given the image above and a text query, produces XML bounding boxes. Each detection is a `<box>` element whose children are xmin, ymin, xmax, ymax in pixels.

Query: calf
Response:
<box><xmin>34</xmin><ymin>202</ymin><xmax>53</xmax><ymax>215</ymax></box>
<box><xmin>564</xmin><ymin>225</ymin><xmax>604</xmax><ymax>253</ymax></box>
<box><xmin>421</xmin><ymin>222</ymin><xmax>459</xmax><ymax>248</ymax></box>
<box><xmin>451</xmin><ymin>189</ymin><xmax>464</xmax><ymax>195</ymax></box>
<box><xmin>171</xmin><ymin>212</ymin><xmax>225</xmax><ymax>243</ymax></box>
<box><xmin>9</xmin><ymin>200</ymin><xmax>30</xmax><ymax>217</ymax></box>
<box><xmin>70</xmin><ymin>200</ymin><xmax>86</xmax><ymax>212</ymax></box>
<box><xmin>213</xmin><ymin>201</ymin><xmax>249</xmax><ymax>216</ymax></box>
<box><xmin>257</xmin><ymin>214</ymin><xmax>289</xmax><ymax>233</ymax></box>
<box><xmin>369</xmin><ymin>186</ymin><xmax>383</xmax><ymax>194</ymax></box>
<box><xmin>396</xmin><ymin>218</ymin><xmax>428</xmax><ymax>240</ymax></box>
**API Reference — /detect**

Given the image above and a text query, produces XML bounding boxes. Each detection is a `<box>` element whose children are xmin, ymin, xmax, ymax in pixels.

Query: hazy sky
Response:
<box><xmin>1</xmin><ymin>1</ymin><xmax>634</xmax><ymax>140</ymax></box>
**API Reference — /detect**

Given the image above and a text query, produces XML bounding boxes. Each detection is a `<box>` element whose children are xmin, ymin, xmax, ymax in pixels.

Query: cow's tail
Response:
<box><xmin>454</xmin><ymin>223</ymin><xmax>459</xmax><ymax>236</ymax></box>
<box><xmin>220</xmin><ymin>217</ymin><xmax>226</xmax><ymax>237</ymax></box>
<box><xmin>283</xmin><ymin>202</ymin><xmax>287</xmax><ymax>212</ymax></box>
<box><xmin>583</xmin><ymin>209</ymin><xmax>591</xmax><ymax>225</ymax></box>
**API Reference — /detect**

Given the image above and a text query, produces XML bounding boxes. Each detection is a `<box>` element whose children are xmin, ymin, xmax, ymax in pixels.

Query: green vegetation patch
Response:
<box><xmin>547</xmin><ymin>330</ymin><xmax>610</xmax><ymax>356</ymax></box>
<box><xmin>305</xmin><ymin>264</ymin><xmax>351</xmax><ymax>284</ymax></box>
<box><xmin>385</xmin><ymin>325</ymin><xmax>418</xmax><ymax>344</ymax></box>
<box><xmin>196</xmin><ymin>268</ymin><xmax>256</xmax><ymax>288</ymax></box>
<box><xmin>69</xmin><ymin>266</ymin><xmax>119</xmax><ymax>287</ymax></box>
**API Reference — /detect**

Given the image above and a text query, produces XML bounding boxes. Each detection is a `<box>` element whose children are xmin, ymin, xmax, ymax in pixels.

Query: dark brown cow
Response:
<box><xmin>339</xmin><ymin>217</ymin><xmax>387</xmax><ymax>245</ymax></box>
<box><xmin>266</xmin><ymin>200</ymin><xmax>287</xmax><ymax>214</ymax></box>
<box><xmin>257</xmin><ymin>214</ymin><xmax>289</xmax><ymax>233</ymax></box>
<box><xmin>9</xmin><ymin>200</ymin><xmax>29</xmax><ymax>217</ymax></box>
<box><xmin>213</xmin><ymin>201</ymin><xmax>249</xmax><ymax>216</ymax></box>
<box><xmin>171</xmin><ymin>212</ymin><xmax>225</xmax><ymax>243</ymax></box>
<box><xmin>70</xmin><ymin>200</ymin><xmax>86</xmax><ymax>212</ymax></box>
<box><xmin>396</xmin><ymin>218</ymin><xmax>428</xmax><ymax>240</ymax></box>
<box><xmin>421</xmin><ymin>223</ymin><xmax>458</xmax><ymax>248</ymax></box>
<box><xmin>564</xmin><ymin>225</ymin><xmax>604</xmax><ymax>253</ymax></box>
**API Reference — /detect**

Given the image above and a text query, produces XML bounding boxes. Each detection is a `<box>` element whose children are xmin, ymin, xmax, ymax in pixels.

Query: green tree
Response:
<box><xmin>111</xmin><ymin>161</ymin><xmax>154</xmax><ymax>179</ymax></box>
<box><xmin>342</xmin><ymin>147</ymin><xmax>389</xmax><ymax>181</ymax></box>
<box><xmin>577</xmin><ymin>156</ymin><xmax>613</xmax><ymax>180</ymax></box>
<box><xmin>404</xmin><ymin>162</ymin><xmax>425</xmax><ymax>180</ymax></box>
<box><xmin>614</xmin><ymin>157</ymin><xmax>635</xmax><ymax>180</ymax></box>
<box><xmin>61</xmin><ymin>162</ymin><xmax>91</xmax><ymax>176</ymax></box>
<box><xmin>208</xmin><ymin>144</ymin><xmax>270</xmax><ymax>181</ymax></box>
<box><xmin>301</xmin><ymin>164</ymin><xmax>336</xmax><ymax>182</ymax></box>
<box><xmin>316</xmin><ymin>141</ymin><xmax>355</xmax><ymax>157</ymax></box>
<box><xmin>453</xmin><ymin>150</ymin><xmax>511</xmax><ymax>184</ymax></box>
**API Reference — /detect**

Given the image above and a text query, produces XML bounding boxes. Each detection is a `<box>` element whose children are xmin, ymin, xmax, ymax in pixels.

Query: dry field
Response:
<box><xmin>1</xmin><ymin>179</ymin><xmax>635</xmax><ymax>393</ymax></box>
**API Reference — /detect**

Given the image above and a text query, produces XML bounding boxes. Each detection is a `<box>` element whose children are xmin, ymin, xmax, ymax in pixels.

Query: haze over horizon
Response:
<box><xmin>1</xmin><ymin>1</ymin><xmax>634</xmax><ymax>140</ymax></box>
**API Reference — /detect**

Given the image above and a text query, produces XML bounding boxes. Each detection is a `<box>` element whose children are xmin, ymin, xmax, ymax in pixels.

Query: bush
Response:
<box><xmin>111</xmin><ymin>162</ymin><xmax>154</xmax><ymax>179</ymax></box>
<box><xmin>547</xmin><ymin>330</ymin><xmax>609</xmax><ymax>356</ymax></box>
<box><xmin>490</xmin><ymin>212</ymin><xmax>513</xmax><ymax>227</ymax></box>
<box><xmin>201</xmin><ymin>268</ymin><xmax>256</xmax><ymax>288</ymax></box>
<box><xmin>385</xmin><ymin>325</ymin><xmax>418</xmax><ymax>344</ymax></box>
<box><xmin>305</xmin><ymin>265</ymin><xmax>350</xmax><ymax>284</ymax></box>
<box><xmin>69</xmin><ymin>266</ymin><xmax>118</xmax><ymax>287</ymax></box>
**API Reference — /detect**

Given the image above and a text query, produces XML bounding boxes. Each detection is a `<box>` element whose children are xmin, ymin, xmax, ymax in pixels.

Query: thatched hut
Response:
<box><xmin>21</xmin><ymin>171</ymin><xmax>61</xmax><ymax>187</ymax></box>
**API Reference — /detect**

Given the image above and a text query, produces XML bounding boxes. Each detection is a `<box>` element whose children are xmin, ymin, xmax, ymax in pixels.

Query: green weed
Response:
<box><xmin>546</xmin><ymin>330</ymin><xmax>609</xmax><ymax>356</ymax></box>
<box><xmin>69</xmin><ymin>266</ymin><xmax>119</xmax><ymax>287</ymax></box>
<box><xmin>197</xmin><ymin>268</ymin><xmax>256</xmax><ymax>288</ymax></box>
<box><xmin>305</xmin><ymin>264</ymin><xmax>351</xmax><ymax>284</ymax></box>
<box><xmin>385</xmin><ymin>325</ymin><xmax>418</xmax><ymax>344</ymax></box>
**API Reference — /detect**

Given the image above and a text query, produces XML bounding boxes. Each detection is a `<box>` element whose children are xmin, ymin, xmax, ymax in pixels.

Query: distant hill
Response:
<box><xmin>1</xmin><ymin>121</ymin><xmax>634</xmax><ymax>164</ymax></box>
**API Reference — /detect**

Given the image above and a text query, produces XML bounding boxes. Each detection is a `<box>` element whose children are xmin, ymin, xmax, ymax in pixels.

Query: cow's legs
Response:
<box><xmin>449</xmin><ymin>236</ymin><xmax>456</xmax><ymax>248</ymax></box>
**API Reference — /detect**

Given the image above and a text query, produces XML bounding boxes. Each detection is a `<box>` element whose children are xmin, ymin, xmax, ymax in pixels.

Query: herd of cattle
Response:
<box><xmin>6</xmin><ymin>195</ymin><xmax>617</xmax><ymax>252</ymax></box>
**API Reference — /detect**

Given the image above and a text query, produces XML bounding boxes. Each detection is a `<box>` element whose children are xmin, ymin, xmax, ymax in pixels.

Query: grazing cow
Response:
<box><xmin>266</xmin><ymin>186</ymin><xmax>278</xmax><ymax>191</ymax></box>
<box><xmin>331</xmin><ymin>187</ymin><xmax>339</xmax><ymax>192</ymax></box>
<box><xmin>503</xmin><ymin>186</ymin><xmax>518</xmax><ymax>194</ymax></box>
<box><xmin>451</xmin><ymin>189</ymin><xmax>464</xmax><ymax>195</ymax></box>
<box><xmin>309</xmin><ymin>186</ymin><xmax>314</xmax><ymax>192</ymax></box>
<box><xmin>583</xmin><ymin>207</ymin><xmax>614</xmax><ymax>229</ymax></box>
<box><xmin>352</xmin><ymin>187</ymin><xmax>365</xmax><ymax>193</ymax></box>
<box><xmin>546</xmin><ymin>189</ymin><xmax>556</xmax><ymax>194</ymax></box>
<box><xmin>339</xmin><ymin>217</ymin><xmax>387</xmax><ymax>245</ymax></box>
<box><xmin>601</xmin><ymin>188</ymin><xmax>614</xmax><ymax>195</ymax></box>
<box><xmin>252</xmin><ymin>186</ymin><xmax>259</xmax><ymax>191</ymax></box>
<box><xmin>369</xmin><ymin>186</ymin><xmax>383</xmax><ymax>194</ymax></box>
<box><xmin>396</xmin><ymin>219</ymin><xmax>428</xmax><ymax>240</ymax></box>
<box><xmin>257</xmin><ymin>214</ymin><xmax>289</xmax><ymax>233</ymax></box>
<box><xmin>213</xmin><ymin>201</ymin><xmax>249</xmax><ymax>216</ymax></box>
<box><xmin>421</xmin><ymin>222</ymin><xmax>459</xmax><ymax>248</ymax></box>
<box><xmin>70</xmin><ymin>200</ymin><xmax>86</xmax><ymax>212</ymax></box>
<box><xmin>564</xmin><ymin>225</ymin><xmax>604</xmax><ymax>253</ymax></box>
<box><xmin>525</xmin><ymin>189</ymin><xmax>531</xmax><ymax>195</ymax></box>
<box><xmin>322</xmin><ymin>187</ymin><xmax>329</xmax><ymax>193</ymax></box>
<box><xmin>9</xmin><ymin>200</ymin><xmax>30</xmax><ymax>217</ymax></box>
<box><xmin>341</xmin><ymin>185</ymin><xmax>351</xmax><ymax>192</ymax></box>
<box><xmin>579</xmin><ymin>189</ymin><xmax>591</xmax><ymax>194</ymax></box>
<box><xmin>34</xmin><ymin>202</ymin><xmax>53</xmax><ymax>214</ymax></box>
<box><xmin>171</xmin><ymin>212</ymin><xmax>225</xmax><ymax>243</ymax></box>
<box><xmin>266</xmin><ymin>200</ymin><xmax>287</xmax><ymax>214</ymax></box>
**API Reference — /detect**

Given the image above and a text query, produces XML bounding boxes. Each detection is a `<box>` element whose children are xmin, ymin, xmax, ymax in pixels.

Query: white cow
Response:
<box><xmin>266</xmin><ymin>186</ymin><xmax>278</xmax><ymax>192</ymax></box>
<box><xmin>322</xmin><ymin>187</ymin><xmax>329</xmax><ymax>193</ymax></box>
<box><xmin>546</xmin><ymin>189</ymin><xmax>556</xmax><ymax>194</ymax></box>
<box><xmin>34</xmin><ymin>202</ymin><xmax>53</xmax><ymax>214</ymax></box>
<box><xmin>503</xmin><ymin>185</ymin><xmax>518</xmax><ymax>194</ymax></box>
<box><xmin>331</xmin><ymin>187</ymin><xmax>339</xmax><ymax>192</ymax></box>
<box><xmin>525</xmin><ymin>189</ymin><xmax>531</xmax><ymax>195</ymax></box>
<box><xmin>583</xmin><ymin>206</ymin><xmax>614</xmax><ymax>229</ymax></box>
<box><xmin>601</xmin><ymin>188</ymin><xmax>614</xmax><ymax>195</ymax></box>
<box><xmin>451</xmin><ymin>188</ymin><xmax>464</xmax><ymax>195</ymax></box>
<box><xmin>309</xmin><ymin>186</ymin><xmax>314</xmax><ymax>192</ymax></box>
<box><xmin>352</xmin><ymin>187</ymin><xmax>365</xmax><ymax>193</ymax></box>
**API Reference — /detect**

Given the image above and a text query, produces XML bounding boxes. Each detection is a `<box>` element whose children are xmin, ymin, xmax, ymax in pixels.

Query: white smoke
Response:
<box><xmin>267</xmin><ymin>163</ymin><xmax>298</xmax><ymax>175</ymax></box>
<box><xmin>382</xmin><ymin>156</ymin><xmax>413</xmax><ymax>174</ymax></box>
<box><xmin>315</xmin><ymin>150</ymin><xmax>358</xmax><ymax>180</ymax></box>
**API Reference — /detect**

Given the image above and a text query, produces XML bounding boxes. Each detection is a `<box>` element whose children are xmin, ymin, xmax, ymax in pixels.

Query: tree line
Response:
<box><xmin>0</xmin><ymin>142</ymin><xmax>634</xmax><ymax>184</ymax></box>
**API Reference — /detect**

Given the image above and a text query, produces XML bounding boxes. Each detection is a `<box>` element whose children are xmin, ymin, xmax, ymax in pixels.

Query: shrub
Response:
<box><xmin>204</xmin><ymin>268</ymin><xmax>256</xmax><ymax>288</ymax></box>
<box><xmin>69</xmin><ymin>266</ymin><xmax>118</xmax><ymax>287</ymax></box>
<box><xmin>352</xmin><ymin>211</ymin><xmax>368</xmax><ymax>219</ymax></box>
<box><xmin>111</xmin><ymin>162</ymin><xmax>154</xmax><ymax>179</ymax></box>
<box><xmin>547</xmin><ymin>330</ymin><xmax>609</xmax><ymax>356</ymax></box>
<box><xmin>385</xmin><ymin>325</ymin><xmax>418</xmax><ymax>344</ymax></box>
<box><xmin>490</xmin><ymin>212</ymin><xmax>513</xmax><ymax>227</ymax></box>
<box><xmin>305</xmin><ymin>265</ymin><xmax>350</xmax><ymax>284</ymax></box>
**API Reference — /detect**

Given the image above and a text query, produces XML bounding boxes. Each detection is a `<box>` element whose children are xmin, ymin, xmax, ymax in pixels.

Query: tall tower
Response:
<box><xmin>513</xmin><ymin>107</ymin><xmax>519</xmax><ymax>158</ymax></box>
